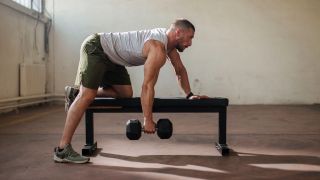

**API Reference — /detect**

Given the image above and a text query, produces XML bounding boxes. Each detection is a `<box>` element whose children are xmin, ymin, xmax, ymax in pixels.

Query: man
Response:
<box><xmin>54</xmin><ymin>18</ymin><xmax>208</xmax><ymax>164</ymax></box>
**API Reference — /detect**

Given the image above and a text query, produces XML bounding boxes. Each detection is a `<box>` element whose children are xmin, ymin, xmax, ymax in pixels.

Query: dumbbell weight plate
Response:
<box><xmin>157</xmin><ymin>119</ymin><xmax>173</xmax><ymax>139</ymax></box>
<box><xmin>126</xmin><ymin>119</ymin><xmax>142</xmax><ymax>140</ymax></box>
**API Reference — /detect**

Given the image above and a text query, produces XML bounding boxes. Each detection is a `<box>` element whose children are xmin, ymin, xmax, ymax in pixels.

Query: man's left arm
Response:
<box><xmin>168</xmin><ymin>49</ymin><xmax>208</xmax><ymax>99</ymax></box>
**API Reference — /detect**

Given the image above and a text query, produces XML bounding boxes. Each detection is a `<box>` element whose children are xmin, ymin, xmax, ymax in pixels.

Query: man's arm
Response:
<box><xmin>168</xmin><ymin>49</ymin><xmax>208</xmax><ymax>99</ymax></box>
<box><xmin>141</xmin><ymin>40</ymin><xmax>166</xmax><ymax>133</ymax></box>
<box><xmin>168</xmin><ymin>49</ymin><xmax>192</xmax><ymax>96</ymax></box>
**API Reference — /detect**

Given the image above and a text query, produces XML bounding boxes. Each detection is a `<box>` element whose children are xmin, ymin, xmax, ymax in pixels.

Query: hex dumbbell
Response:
<box><xmin>126</xmin><ymin>118</ymin><xmax>173</xmax><ymax>140</ymax></box>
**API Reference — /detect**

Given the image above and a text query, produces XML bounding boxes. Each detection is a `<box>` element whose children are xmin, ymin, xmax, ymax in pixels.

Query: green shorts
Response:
<box><xmin>74</xmin><ymin>34</ymin><xmax>131</xmax><ymax>89</ymax></box>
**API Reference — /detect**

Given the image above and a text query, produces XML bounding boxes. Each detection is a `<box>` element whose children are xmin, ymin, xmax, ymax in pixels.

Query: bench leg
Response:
<box><xmin>82</xmin><ymin>110</ymin><xmax>97</xmax><ymax>156</ymax></box>
<box><xmin>216</xmin><ymin>108</ymin><xmax>229</xmax><ymax>156</ymax></box>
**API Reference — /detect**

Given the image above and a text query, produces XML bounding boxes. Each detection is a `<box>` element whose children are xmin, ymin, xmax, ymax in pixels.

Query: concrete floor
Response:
<box><xmin>0</xmin><ymin>104</ymin><xmax>319</xmax><ymax>180</ymax></box>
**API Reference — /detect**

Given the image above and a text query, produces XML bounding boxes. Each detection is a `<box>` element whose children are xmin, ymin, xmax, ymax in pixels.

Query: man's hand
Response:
<box><xmin>189</xmin><ymin>95</ymin><xmax>209</xmax><ymax>99</ymax></box>
<box><xmin>143</xmin><ymin>119</ymin><xmax>156</xmax><ymax>134</ymax></box>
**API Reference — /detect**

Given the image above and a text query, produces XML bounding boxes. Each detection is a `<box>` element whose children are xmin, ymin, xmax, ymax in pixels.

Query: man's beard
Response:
<box><xmin>176</xmin><ymin>44</ymin><xmax>185</xmax><ymax>52</ymax></box>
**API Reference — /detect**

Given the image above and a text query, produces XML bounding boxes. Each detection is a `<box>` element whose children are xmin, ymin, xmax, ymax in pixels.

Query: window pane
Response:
<box><xmin>12</xmin><ymin>0</ymin><xmax>42</xmax><ymax>12</ymax></box>
<box><xmin>32</xmin><ymin>0</ymin><xmax>42</xmax><ymax>12</ymax></box>
<box><xmin>12</xmin><ymin>0</ymin><xmax>31</xmax><ymax>8</ymax></box>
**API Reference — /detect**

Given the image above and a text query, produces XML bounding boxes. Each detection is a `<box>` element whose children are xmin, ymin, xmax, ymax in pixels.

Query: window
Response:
<box><xmin>12</xmin><ymin>0</ymin><xmax>43</xmax><ymax>13</ymax></box>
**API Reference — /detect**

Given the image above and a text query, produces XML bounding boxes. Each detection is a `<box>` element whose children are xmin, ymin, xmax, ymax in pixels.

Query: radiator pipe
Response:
<box><xmin>0</xmin><ymin>97</ymin><xmax>64</xmax><ymax>111</ymax></box>
<box><xmin>0</xmin><ymin>94</ymin><xmax>63</xmax><ymax>103</ymax></box>
<box><xmin>0</xmin><ymin>94</ymin><xmax>64</xmax><ymax>111</ymax></box>
<box><xmin>0</xmin><ymin>99</ymin><xmax>61</xmax><ymax>111</ymax></box>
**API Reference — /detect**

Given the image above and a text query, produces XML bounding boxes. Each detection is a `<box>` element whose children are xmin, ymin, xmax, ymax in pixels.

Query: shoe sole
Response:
<box><xmin>65</xmin><ymin>86</ymin><xmax>72</xmax><ymax>112</ymax></box>
<box><xmin>64</xmin><ymin>86</ymin><xmax>79</xmax><ymax>112</ymax></box>
<box><xmin>53</xmin><ymin>154</ymin><xmax>90</xmax><ymax>164</ymax></box>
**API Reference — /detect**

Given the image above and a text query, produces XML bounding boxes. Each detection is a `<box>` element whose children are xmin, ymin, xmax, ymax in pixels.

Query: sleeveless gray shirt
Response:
<box><xmin>100</xmin><ymin>28</ymin><xmax>168</xmax><ymax>66</ymax></box>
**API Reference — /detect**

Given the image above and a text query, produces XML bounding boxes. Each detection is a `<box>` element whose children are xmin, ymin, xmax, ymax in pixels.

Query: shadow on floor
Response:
<box><xmin>92</xmin><ymin>150</ymin><xmax>320</xmax><ymax>179</ymax></box>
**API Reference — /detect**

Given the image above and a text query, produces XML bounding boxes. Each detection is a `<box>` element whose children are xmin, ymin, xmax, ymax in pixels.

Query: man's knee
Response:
<box><xmin>118</xmin><ymin>89</ymin><xmax>133</xmax><ymax>98</ymax></box>
<box><xmin>125</xmin><ymin>90</ymin><xmax>133</xmax><ymax>98</ymax></box>
<box><xmin>113</xmin><ymin>85</ymin><xmax>133</xmax><ymax>98</ymax></box>
<box><xmin>78</xmin><ymin>86</ymin><xmax>97</xmax><ymax>103</ymax></box>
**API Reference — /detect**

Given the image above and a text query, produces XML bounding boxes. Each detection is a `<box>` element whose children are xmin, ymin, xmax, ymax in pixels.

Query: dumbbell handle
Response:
<box><xmin>141</xmin><ymin>125</ymin><xmax>158</xmax><ymax>132</ymax></box>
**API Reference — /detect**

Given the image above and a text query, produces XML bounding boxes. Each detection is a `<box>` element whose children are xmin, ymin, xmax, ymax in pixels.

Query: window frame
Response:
<box><xmin>12</xmin><ymin>0</ymin><xmax>43</xmax><ymax>13</ymax></box>
<box><xmin>0</xmin><ymin>0</ymin><xmax>49</xmax><ymax>23</ymax></box>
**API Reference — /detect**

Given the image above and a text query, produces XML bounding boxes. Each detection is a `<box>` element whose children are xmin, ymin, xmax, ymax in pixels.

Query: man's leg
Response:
<box><xmin>61</xmin><ymin>85</ymin><xmax>131</xmax><ymax>146</ymax></box>
<box><xmin>54</xmin><ymin>85</ymin><xmax>97</xmax><ymax>163</ymax></box>
<box><xmin>59</xmin><ymin>85</ymin><xmax>97</xmax><ymax>148</ymax></box>
<box><xmin>55</xmin><ymin>33</ymin><xmax>112</xmax><ymax>163</ymax></box>
<box><xmin>97</xmin><ymin>63</ymin><xmax>133</xmax><ymax>98</ymax></box>
<box><xmin>97</xmin><ymin>85</ymin><xmax>133</xmax><ymax>98</ymax></box>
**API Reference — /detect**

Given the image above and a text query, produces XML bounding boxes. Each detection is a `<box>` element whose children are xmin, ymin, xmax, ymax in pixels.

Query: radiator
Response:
<box><xmin>19</xmin><ymin>63</ymin><xmax>46</xmax><ymax>96</ymax></box>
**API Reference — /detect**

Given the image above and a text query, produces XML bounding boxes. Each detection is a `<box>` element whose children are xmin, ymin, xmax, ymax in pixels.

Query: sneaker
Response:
<box><xmin>53</xmin><ymin>144</ymin><xmax>89</xmax><ymax>164</ymax></box>
<box><xmin>65</xmin><ymin>86</ymin><xmax>79</xmax><ymax>112</ymax></box>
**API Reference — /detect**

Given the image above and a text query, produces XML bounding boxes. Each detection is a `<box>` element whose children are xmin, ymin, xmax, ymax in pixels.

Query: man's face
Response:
<box><xmin>175</xmin><ymin>28</ymin><xmax>194</xmax><ymax>52</ymax></box>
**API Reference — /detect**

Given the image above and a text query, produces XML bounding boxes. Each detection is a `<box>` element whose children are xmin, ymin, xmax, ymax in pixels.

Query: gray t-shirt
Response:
<box><xmin>100</xmin><ymin>28</ymin><xmax>168</xmax><ymax>66</ymax></box>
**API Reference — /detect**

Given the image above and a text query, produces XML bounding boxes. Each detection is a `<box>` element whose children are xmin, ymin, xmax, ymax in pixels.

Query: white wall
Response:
<box><xmin>50</xmin><ymin>0</ymin><xmax>320</xmax><ymax>104</ymax></box>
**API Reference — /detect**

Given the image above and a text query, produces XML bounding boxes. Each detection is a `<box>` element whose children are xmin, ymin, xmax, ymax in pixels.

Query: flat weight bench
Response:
<box><xmin>82</xmin><ymin>97</ymin><xmax>230</xmax><ymax>156</ymax></box>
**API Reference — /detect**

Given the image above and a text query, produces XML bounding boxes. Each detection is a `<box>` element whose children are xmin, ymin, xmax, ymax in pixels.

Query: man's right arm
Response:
<box><xmin>141</xmin><ymin>40</ymin><xmax>166</xmax><ymax>133</ymax></box>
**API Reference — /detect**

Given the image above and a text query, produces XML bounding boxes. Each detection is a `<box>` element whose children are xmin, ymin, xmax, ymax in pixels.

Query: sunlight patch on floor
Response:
<box><xmin>91</xmin><ymin>155</ymin><xmax>228</xmax><ymax>174</ymax></box>
<box><xmin>250</xmin><ymin>163</ymin><xmax>320</xmax><ymax>172</ymax></box>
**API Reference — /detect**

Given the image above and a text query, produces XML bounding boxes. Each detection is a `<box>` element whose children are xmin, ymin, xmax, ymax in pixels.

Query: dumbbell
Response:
<box><xmin>126</xmin><ymin>118</ymin><xmax>173</xmax><ymax>140</ymax></box>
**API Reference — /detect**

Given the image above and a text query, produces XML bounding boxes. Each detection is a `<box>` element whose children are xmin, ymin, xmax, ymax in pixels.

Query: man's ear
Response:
<box><xmin>175</xmin><ymin>28</ymin><xmax>182</xmax><ymax>39</ymax></box>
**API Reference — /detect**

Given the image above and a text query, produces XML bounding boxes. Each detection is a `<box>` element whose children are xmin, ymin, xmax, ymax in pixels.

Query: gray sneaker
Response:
<box><xmin>65</xmin><ymin>86</ymin><xmax>79</xmax><ymax>112</ymax></box>
<box><xmin>54</xmin><ymin>144</ymin><xmax>89</xmax><ymax>164</ymax></box>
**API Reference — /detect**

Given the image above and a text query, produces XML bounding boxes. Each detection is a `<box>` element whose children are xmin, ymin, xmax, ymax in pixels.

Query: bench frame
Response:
<box><xmin>82</xmin><ymin>98</ymin><xmax>230</xmax><ymax>156</ymax></box>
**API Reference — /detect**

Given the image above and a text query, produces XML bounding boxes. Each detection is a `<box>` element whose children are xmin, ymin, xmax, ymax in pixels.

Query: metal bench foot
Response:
<box><xmin>82</xmin><ymin>142</ymin><xmax>97</xmax><ymax>156</ymax></box>
<box><xmin>215</xmin><ymin>142</ymin><xmax>229</xmax><ymax>156</ymax></box>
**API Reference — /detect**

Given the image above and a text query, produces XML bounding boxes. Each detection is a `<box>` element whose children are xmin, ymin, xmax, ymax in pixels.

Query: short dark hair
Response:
<box><xmin>173</xmin><ymin>18</ymin><xmax>195</xmax><ymax>32</ymax></box>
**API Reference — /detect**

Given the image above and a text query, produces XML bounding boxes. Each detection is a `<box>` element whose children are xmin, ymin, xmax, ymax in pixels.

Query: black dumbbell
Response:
<box><xmin>126</xmin><ymin>119</ymin><xmax>142</xmax><ymax>140</ymax></box>
<box><xmin>157</xmin><ymin>119</ymin><xmax>173</xmax><ymax>139</ymax></box>
<box><xmin>126</xmin><ymin>118</ymin><xmax>173</xmax><ymax>140</ymax></box>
